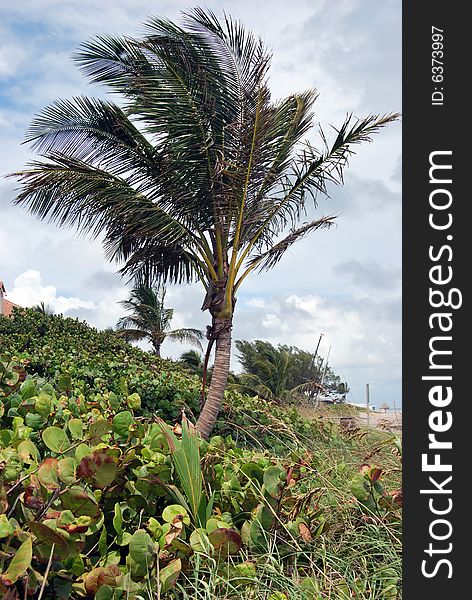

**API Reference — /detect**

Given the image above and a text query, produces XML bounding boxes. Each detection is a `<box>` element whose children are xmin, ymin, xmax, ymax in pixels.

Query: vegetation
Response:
<box><xmin>0</xmin><ymin>309</ymin><xmax>401</xmax><ymax>599</ymax></box>
<box><xmin>10</xmin><ymin>8</ymin><xmax>398</xmax><ymax>438</ymax></box>
<box><xmin>115</xmin><ymin>285</ymin><xmax>204</xmax><ymax>357</ymax></box>
<box><xmin>233</xmin><ymin>340</ymin><xmax>346</xmax><ymax>403</ymax></box>
<box><xmin>179</xmin><ymin>351</ymin><xmax>205</xmax><ymax>379</ymax></box>
<box><xmin>0</xmin><ymin>309</ymin><xmax>201</xmax><ymax>421</ymax></box>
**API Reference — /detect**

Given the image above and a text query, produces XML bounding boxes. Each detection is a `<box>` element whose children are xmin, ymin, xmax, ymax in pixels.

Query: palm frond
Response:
<box><xmin>229</xmin><ymin>373</ymin><xmax>275</xmax><ymax>401</ymax></box>
<box><xmin>167</xmin><ymin>328</ymin><xmax>204</xmax><ymax>350</ymax></box>
<box><xmin>238</xmin><ymin>113</ymin><xmax>399</xmax><ymax>258</ymax></box>
<box><xmin>247</xmin><ymin>215</ymin><xmax>336</xmax><ymax>273</ymax></box>
<box><xmin>25</xmin><ymin>96</ymin><xmax>157</xmax><ymax>181</ymax></box>
<box><xmin>114</xmin><ymin>327</ymin><xmax>150</xmax><ymax>343</ymax></box>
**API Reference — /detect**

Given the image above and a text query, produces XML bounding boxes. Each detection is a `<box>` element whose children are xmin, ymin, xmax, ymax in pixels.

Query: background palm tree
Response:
<box><xmin>233</xmin><ymin>339</ymin><xmax>342</xmax><ymax>403</ymax></box>
<box><xmin>179</xmin><ymin>349</ymin><xmax>205</xmax><ymax>377</ymax></box>
<box><xmin>234</xmin><ymin>343</ymin><xmax>292</xmax><ymax>402</ymax></box>
<box><xmin>32</xmin><ymin>301</ymin><xmax>55</xmax><ymax>315</ymax></box>
<box><xmin>11</xmin><ymin>8</ymin><xmax>397</xmax><ymax>437</ymax></box>
<box><xmin>116</xmin><ymin>284</ymin><xmax>204</xmax><ymax>357</ymax></box>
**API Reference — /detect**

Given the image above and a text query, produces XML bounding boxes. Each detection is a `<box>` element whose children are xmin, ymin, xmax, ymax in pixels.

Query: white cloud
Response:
<box><xmin>8</xmin><ymin>269</ymin><xmax>96</xmax><ymax>313</ymax></box>
<box><xmin>0</xmin><ymin>30</ymin><xmax>27</xmax><ymax>77</ymax></box>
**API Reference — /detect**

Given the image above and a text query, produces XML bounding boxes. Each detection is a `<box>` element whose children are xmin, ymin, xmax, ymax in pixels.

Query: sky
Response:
<box><xmin>0</xmin><ymin>0</ymin><xmax>402</xmax><ymax>409</ymax></box>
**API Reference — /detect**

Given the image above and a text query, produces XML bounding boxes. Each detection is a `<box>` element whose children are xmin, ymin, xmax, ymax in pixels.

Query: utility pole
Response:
<box><xmin>366</xmin><ymin>383</ymin><xmax>370</xmax><ymax>427</ymax></box>
<box><xmin>306</xmin><ymin>333</ymin><xmax>324</xmax><ymax>405</ymax></box>
<box><xmin>315</xmin><ymin>345</ymin><xmax>331</xmax><ymax>408</ymax></box>
<box><xmin>313</xmin><ymin>333</ymin><xmax>324</xmax><ymax>364</ymax></box>
<box><xmin>393</xmin><ymin>400</ymin><xmax>399</xmax><ymax>424</ymax></box>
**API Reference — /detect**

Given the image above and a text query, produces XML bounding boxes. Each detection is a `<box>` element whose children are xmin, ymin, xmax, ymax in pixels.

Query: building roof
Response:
<box><xmin>1</xmin><ymin>298</ymin><xmax>20</xmax><ymax>317</ymax></box>
<box><xmin>0</xmin><ymin>280</ymin><xmax>21</xmax><ymax>317</ymax></box>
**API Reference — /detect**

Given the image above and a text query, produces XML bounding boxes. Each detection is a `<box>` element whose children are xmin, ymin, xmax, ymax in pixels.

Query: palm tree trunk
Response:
<box><xmin>196</xmin><ymin>317</ymin><xmax>232</xmax><ymax>439</ymax></box>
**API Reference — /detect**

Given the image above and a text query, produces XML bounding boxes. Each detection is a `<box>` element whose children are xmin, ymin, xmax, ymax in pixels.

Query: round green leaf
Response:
<box><xmin>263</xmin><ymin>466</ymin><xmax>286</xmax><ymax>498</ymax></box>
<box><xmin>241</xmin><ymin>462</ymin><xmax>264</xmax><ymax>483</ymax></box>
<box><xmin>68</xmin><ymin>418</ymin><xmax>84</xmax><ymax>440</ymax></box>
<box><xmin>0</xmin><ymin>514</ymin><xmax>15</xmax><ymax>538</ymax></box>
<box><xmin>189</xmin><ymin>528</ymin><xmax>210</xmax><ymax>553</ymax></box>
<box><xmin>17</xmin><ymin>439</ymin><xmax>39</xmax><ymax>464</ymax></box>
<box><xmin>162</xmin><ymin>504</ymin><xmax>190</xmax><ymax>525</ymax></box>
<box><xmin>38</xmin><ymin>458</ymin><xmax>60</xmax><ymax>489</ymax></box>
<box><xmin>126</xmin><ymin>393</ymin><xmax>141</xmax><ymax>410</ymax></box>
<box><xmin>350</xmin><ymin>473</ymin><xmax>371</xmax><ymax>502</ymax></box>
<box><xmin>112</xmin><ymin>411</ymin><xmax>133</xmax><ymax>438</ymax></box>
<box><xmin>25</xmin><ymin>412</ymin><xmax>47</xmax><ymax>430</ymax></box>
<box><xmin>58</xmin><ymin>457</ymin><xmax>77</xmax><ymax>484</ymax></box>
<box><xmin>20</xmin><ymin>379</ymin><xmax>36</xmax><ymax>400</ymax></box>
<box><xmin>75</xmin><ymin>443</ymin><xmax>92</xmax><ymax>461</ymax></box>
<box><xmin>35</xmin><ymin>393</ymin><xmax>52</xmax><ymax>417</ymax></box>
<box><xmin>42</xmin><ymin>426</ymin><xmax>70</xmax><ymax>453</ymax></box>
<box><xmin>129</xmin><ymin>529</ymin><xmax>154</xmax><ymax>566</ymax></box>
<box><xmin>60</xmin><ymin>486</ymin><xmax>101</xmax><ymax>519</ymax></box>
<box><xmin>89</xmin><ymin>418</ymin><xmax>112</xmax><ymax>441</ymax></box>
<box><xmin>95</xmin><ymin>584</ymin><xmax>115</xmax><ymax>600</ymax></box>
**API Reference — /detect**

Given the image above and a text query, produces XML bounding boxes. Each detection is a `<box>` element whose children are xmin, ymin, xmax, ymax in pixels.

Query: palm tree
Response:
<box><xmin>233</xmin><ymin>340</ymin><xmax>324</xmax><ymax>403</ymax></box>
<box><xmin>179</xmin><ymin>349</ymin><xmax>204</xmax><ymax>376</ymax></box>
<box><xmin>32</xmin><ymin>301</ymin><xmax>55</xmax><ymax>315</ymax></box>
<box><xmin>10</xmin><ymin>8</ymin><xmax>398</xmax><ymax>438</ymax></box>
<box><xmin>115</xmin><ymin>284</ymin><xmax>204</xmax><ymax>357</ymax></box>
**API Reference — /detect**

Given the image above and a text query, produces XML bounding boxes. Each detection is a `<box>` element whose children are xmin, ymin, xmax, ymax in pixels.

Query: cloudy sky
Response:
<box><xmin>0</xmin><ymin>0</ymin><xmax>401</xmax><ymax>408</ymax></box>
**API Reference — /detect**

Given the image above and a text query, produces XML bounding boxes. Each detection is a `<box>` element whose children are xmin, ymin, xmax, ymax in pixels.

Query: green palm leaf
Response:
<box><xmin>157</xmin><ymin>416</ymin><xmax>204</xmax><ymax>526</ymax></box>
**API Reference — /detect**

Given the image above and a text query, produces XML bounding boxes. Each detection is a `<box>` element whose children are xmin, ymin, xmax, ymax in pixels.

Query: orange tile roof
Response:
<box><xmin>1</xmin><ymin>280</ymin><xmax>22</xmax><ymax>317</ymax></box>
<box><xmin>1</xmin><ymin>298</ymin><xmax>20</xmax><ymax>317</ymax></box>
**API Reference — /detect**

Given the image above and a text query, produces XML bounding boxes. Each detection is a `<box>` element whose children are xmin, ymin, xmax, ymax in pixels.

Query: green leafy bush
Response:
<box><xmin>0</xmin><ymin>309</ymin><xmax>200</xmax><ymax>420</ymax></box>
<box><xmin>0</xmin><ymin>369</ymin><xmax>331</xmax><ymax>598</ymax></box>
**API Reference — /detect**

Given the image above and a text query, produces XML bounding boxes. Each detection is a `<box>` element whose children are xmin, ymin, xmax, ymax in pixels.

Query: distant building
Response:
<box><xmin>0</xmin><ymin>280</ymin><xmax>21</xmax><ymax>317</ymax></box>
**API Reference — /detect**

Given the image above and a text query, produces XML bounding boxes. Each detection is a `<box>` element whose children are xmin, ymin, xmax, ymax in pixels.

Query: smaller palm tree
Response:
<box><xmin>180</xmin><ymin>350</ymin><xmax>204</xmax><ymax>376</ymax></box>
<box><xmin>232</xmin><ymin>341</ymin><xmax>324</xmax><ymax>403</ymax></box>
<box><xmin>33</xmin><ymin>301</ymin><xmax>55</xmax><ymax>315</ymax></box>
<box><xmin>116</xmin><ymin>285</ymin><xmax>204</xmax><ymax>357</ymax></box>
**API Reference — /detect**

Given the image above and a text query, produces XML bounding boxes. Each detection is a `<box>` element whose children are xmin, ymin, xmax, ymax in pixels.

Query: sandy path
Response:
<box><xmin>357</xmin><ymin>410</ymin><xmax>402</xmax><ymax>431</ymax></box>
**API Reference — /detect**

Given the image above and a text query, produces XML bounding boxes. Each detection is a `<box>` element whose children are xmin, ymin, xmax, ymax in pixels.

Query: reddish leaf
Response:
<box><xmin>60</xmin><ymin>486</ymin><xmax>101</xmax><ymax>519</ymax></box>
<box><xmin>370</xmin><ymin>468</ymin><xmax>383</xmax><ymax>483</ymax></box>
<box><xmin>77</xmin><ymin>449</ymin><xmax>118</xmax><ymax>489</ymax></box>
<box><xmin>28</xmin><ymin>521</ymin><xmax>70</xmax><ymax>558</ymax></box>
<box><xmin>208</xmin><ymin>528</ymin><xmax>242</xmax><ymax>556</ymax></box>
<box><xmin>37</xmin><ymin>458</ymin><xmax>60</xmax><ymax>490</ymax></box>
<box><xmin>83</xmin><ymin>565</ymin><xmax>121</xmax><ymax>595</ymax></box>
<box><xmin>299</xmin><ymin>522</ymin><xmax>312</xmax><ymax>543</ymax></box>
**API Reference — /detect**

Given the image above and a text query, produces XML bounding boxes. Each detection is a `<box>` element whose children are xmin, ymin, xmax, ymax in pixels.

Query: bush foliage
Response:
<box><xmin>0</xmin><ymin>309</ymin><xmax>201</xmax><ymax>420</ymax></box>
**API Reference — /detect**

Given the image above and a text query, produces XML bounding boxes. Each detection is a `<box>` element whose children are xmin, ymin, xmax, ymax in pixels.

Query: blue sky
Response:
<box><xmin>0</xmin><ymin>0</ymin><xmax>401</xmax><ymax>408</ymax></box>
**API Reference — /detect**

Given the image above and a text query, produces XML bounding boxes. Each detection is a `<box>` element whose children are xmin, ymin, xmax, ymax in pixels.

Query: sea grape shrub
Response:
<box><xmin>200</xmin><ymin>435</ymin><xmax>327</xmax><ymax>553</ymax></box>
<box><xmin>0</xmin><ymin>309</ymin><xmax>200</xmax><ymax>420</ymax></box>
<box><xmin>350</xmin><ymin>463</ymin><xmax>402</xmax><ymax>526</ymax></box>
<box><xmin>0</xmin><ymin>356</ymin><xmax>25</xmax><ymax>407</ymax></box>
<box><xmin>0</xmin><ymin>374</ymin><xmax>326</xmax><ymax>598</ymax></box>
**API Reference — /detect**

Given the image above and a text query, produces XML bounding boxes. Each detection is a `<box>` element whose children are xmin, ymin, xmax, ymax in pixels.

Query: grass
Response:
<box><xmin>176</xmin><ymin>408</ymin><xmax>402</xmax><ymax>599</ymax></box>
